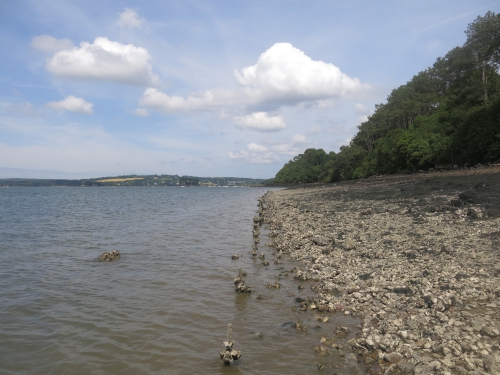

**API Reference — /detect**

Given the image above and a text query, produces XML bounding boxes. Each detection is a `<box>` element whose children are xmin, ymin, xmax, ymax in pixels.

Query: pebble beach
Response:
<box><xmin>260</xmin><ymin>167</ymin><xmax>500</xmax><ymax>375</ymax></box>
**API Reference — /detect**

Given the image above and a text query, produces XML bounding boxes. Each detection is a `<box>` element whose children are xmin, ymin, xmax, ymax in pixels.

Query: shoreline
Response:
<box><xmin>260</xmin><ymin>167</ymin><xmax>500</xmax><ymax>374</ymax></box>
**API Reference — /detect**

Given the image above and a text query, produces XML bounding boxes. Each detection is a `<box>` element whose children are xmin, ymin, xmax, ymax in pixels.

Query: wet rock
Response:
<box><xmin>468</xmin><ymin>206</ymin><xmax>487</xmax><ymax>218</ymax></box>
<box><xmin>234</xmin><ymin>269</ymin><xmax>251</xmax><ymax>293</ymax></box>
<box><xmin>219</xmin><ymin>324</ymin><xmax>241</xmax><ymax>366</ymax></box>
<box><xmin>334</xmin><ymin>326</ymin><xmax>350</xmax><ymax>338</ymax></box>
<box><xmin>266</xmin><ymin>282</ymin><xmax>281</xmax><ymax>288</ymax></box>
<box><xmin>99</xmin><ymin>250</ymin><xmax>120</xmax><ymax>261</ymax></box>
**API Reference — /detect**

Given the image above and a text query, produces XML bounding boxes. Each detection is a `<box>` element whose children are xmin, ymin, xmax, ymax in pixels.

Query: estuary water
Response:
<box><xmin>0</xmin><ymin>187</ymin><xmax>362</xmax><ymax>375</ymax></box>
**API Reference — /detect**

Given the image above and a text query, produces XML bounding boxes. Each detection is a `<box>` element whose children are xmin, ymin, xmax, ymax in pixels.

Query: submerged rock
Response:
<box><xmin>99</xmin><ymin>250</ymin><xmax>120</xmax><ymax>261</ymax></box>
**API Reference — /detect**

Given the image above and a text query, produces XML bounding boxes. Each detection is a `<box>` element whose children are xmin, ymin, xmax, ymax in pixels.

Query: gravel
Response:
<box><xmin>261</xmin><ymin>166</ymin><xmax>500</xmax><ymax>374</ymax></box>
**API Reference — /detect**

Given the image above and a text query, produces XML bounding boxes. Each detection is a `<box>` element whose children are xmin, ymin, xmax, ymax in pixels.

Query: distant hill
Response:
<box><xmin>0</xmin><ymin>174</ymin><xmax>271</xmax><ymax>187</ymax></box>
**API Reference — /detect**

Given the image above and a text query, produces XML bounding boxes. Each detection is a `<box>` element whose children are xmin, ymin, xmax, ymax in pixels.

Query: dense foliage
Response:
<box><xmin>274</xmin><ymin>12</ymin><xmax>500</xmax><ymax>183</ymax></box>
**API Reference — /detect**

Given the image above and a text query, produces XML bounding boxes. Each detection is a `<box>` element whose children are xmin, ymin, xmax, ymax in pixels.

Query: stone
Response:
<box><xmin>483</xmin><ymin>354</ymin><xmax>496</xmax><ymax>373</ymax></box>
<box><xmin>398</xmin><ymin>360</ymin><xmax>416</xmax><ymax>373</ymax></box>
<box><xmin>342</xmin><ymin>240</ymin><xmax>356</xmax><ymax>251</ymax></box>
<box><xmin>480</xmin><ymin>326</ymin><xmax>499</xmax><ymax>337</ymax></box>
<box><xmin>413</xmin><ymin>364</ymin><xmax>434</xmax><ymax>375</ymax></box>
<box><xmin>454</xmin><ymin>366</ymin><xmax>467</xmax><ymax>374</ymax></box>
<box><xmin>99</xmin><ymin>250</ymin><xmax>120</xmax><ymax>261</ymax></box>
<box><xmin>384</xmin><ymin>352</ymin><xmax>403</xmax><ymax>364</ymax></box>
<box><xmin>367</xmin><ymin>365</ymin><xmax>384</xmax><ymax>375</ymax></box>
<box><xmin>312</xmin><ymin>236</ymin><xmax>332</xmax><ymax>246</ymax></box>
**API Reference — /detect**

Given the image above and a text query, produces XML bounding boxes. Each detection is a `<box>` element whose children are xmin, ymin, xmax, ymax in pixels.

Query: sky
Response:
<box><xmin>1</xmin><ymin>0</ymin><xmax>499</xmax><ymax>179</ymax></box>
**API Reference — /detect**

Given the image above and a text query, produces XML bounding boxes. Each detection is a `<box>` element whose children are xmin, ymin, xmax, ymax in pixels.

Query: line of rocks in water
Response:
<box><xmin>260</xmin><ymin>176</ymin><xmax>500</xmax><ymax>375</ymax></box>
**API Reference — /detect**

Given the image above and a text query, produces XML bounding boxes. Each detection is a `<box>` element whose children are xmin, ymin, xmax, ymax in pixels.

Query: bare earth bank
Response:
<box><xmin>261</xmin><ymin>167</ymin><xmax>500</xmax><ymax>375</ymax></box>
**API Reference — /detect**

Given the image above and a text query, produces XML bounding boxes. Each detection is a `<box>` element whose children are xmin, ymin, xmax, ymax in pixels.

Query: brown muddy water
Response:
<box><xmin>0</xmin><ymin>187</ymin><xmax>363</xmax><ymax>375</ymax></box>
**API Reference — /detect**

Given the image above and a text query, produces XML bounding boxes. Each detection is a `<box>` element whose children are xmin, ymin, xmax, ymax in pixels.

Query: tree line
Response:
<box><xmin>274</xmin><ymin>12</ymin><xmax>500</xmax><ymax>184</ymax></box>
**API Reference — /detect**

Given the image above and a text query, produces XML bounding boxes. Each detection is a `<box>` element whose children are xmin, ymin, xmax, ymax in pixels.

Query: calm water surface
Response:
<box><xmin>0</xmin><ymin>187</ymin><xmax>363</xmax><ymax>375</ymax></box>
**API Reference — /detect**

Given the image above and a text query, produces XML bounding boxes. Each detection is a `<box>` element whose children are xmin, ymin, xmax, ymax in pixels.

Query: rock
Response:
<box><xmin>413</xmin><ymin>364</ymin><xmax>434</xmax><ymax>375</ymax></box>
<box><xmin>384</xmin><ymin>352</ymin><xmax>403</xmax><ymax>364</ymax></box>
<box><xmin>441</xmin><ymin>244</ymin><xmax>455</xmax><ymax>254</ymax></box>
<box><xmin>234</xmin><ymin>271</ymin><xmax>251</xmax><ymax>293</ymax></box>
<box><xmin>468</xmin><ymin>206</ymin><xmax>487</xmax><ymax>218</ymax></box>
<box><xmin>367</xmin><ymin>365</ymin><xmax>384</xmax><ymax>375</ymax></box>
<box><xmin>480</xmin><ymin>326</ymin><xmax>499</xmax><ymax>337</ymax></box>
<box><xmin>483</xmin><ymin>354</ymin><xmax>496</xmax><ymax>373</ymax></box>
<box><xmin>398</xmin><ymin>360</ymin><xmax>416</xmax><ymax>373</ymax></box>
<box><xmin>428</xmin><ymin>360</ymin><xmax>441</xmax><ymax>370</ymax></box>
<box><xmin>416</xmin><ymin>339</ymin><xmax>427</xmax><ymax>347</ymax></box>
<box><xmin>312</xmin><ymin>236</ymin><xmax>332</xmax><ymax>246</ymax></box>
<box><xmin>342</xmin><ymin>240</ymin><xmax>356</xmax><ymax>251</ymax></box>
<box><xmin>99</xmin><ymin>250</ymin><xmax>120</xmax><ymax>261</ymax></box>
<box><xmin>334</xmin><ymin>326</ymin><xmax>350</xmax><ymax>338</ymax></box>
<box><xmin>231</xmin><ymin>254</ymin><xmax>240</xmax><ymax>260</ymax></box>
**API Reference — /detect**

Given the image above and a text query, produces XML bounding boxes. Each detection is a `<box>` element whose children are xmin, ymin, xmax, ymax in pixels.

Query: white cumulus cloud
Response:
<box><xmin>46</xmin><ymin>37</ymin><xmax>159</xmax><ymax>86</ymax></box>
<box><xmin>139</xmin><ymin>43</ymin><xmax>370</xmax><ymax>115</ymax></box>
<box><xmin>234</xmin><ymin>43</ymin><xmax>370</xmax><ymax>104</ymax></box>
<box><xmin>46</xmin><ymin>96</ymin><xmax>94</xmax><ymax>114</ymax></box>
<box><xmin>31</xmin><ymin>35</ymin><xmax>74</xmax><ymax>54</ymax></box>
<box><xmin>233</xmin><ymin>112</ymin><xmax>286</xmax><ymax>132</ymax></box>
<box><xmin>117</xmin><ymin>8</ymin><xmax>145</xmax><ymax>29</ymax></box>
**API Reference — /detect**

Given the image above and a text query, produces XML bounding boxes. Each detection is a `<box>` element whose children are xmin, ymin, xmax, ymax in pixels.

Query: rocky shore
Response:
<box><xmin>260</xmin><ymin>167</ymin><xmax>500</xmax><ymax>375</ymax></box>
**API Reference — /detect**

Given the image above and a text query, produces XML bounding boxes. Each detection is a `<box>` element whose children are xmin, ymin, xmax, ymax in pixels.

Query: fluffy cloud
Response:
<box><xmin>247</xmin><ymin>142</ymin><xmax>268</xmax><ymax>152</ymax></box>
<box><xmin>133</xmin><ymin>108</ymin><xmax>150</xmax><ymax>117</ymax></box>
<box><xmin>228</xmin><ymin>143</ymin><xmax>279</xmax><ymax>164</ymax></box>
<box><xmin>228</xmin><ymin>133</ymin><xmax>310</xmax><ymax>164</ymax></box>
<box><xmin>139</xmin><ymin>43</ymin><xmax>370</xmax><ymax>115</ymax></box>
<box><xmin>117</xmin><ymin>8</ymin><xmax>145</xmax><ymax>29</ymax></box>
<box><xmin>46</xmin><ymin>37</ymin><xmax>159</xmax><ymax>86</ymax></box>
<box><xmin>31</xmin><ymin>35</ymin><xmax>74</xmax><ymax>54</ymax></box>
<box><xmin>139</xmin><ymin>88</ymin><xmax>232</xmax><ymax>113</ymax></box>
<box><xmin>233</xmin><ymin>112</ymin><xmax>286</xmax><ymax>132</ymax></box>
<box><xmin>234</xmin><ymin>43</ymin><xmax>370</xmax><ymax>104</ymax></box>
<box><xmin>46</xmin><ymin>96</ymin><xmax>94</xmax><ymax>114</ymax></box>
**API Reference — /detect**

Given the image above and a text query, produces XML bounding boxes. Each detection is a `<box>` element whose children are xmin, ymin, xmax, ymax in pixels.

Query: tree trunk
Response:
<box><xmin>482</xmin><ymin>61</ymin><xmax>488</xmax><ymax>104</ymax></box>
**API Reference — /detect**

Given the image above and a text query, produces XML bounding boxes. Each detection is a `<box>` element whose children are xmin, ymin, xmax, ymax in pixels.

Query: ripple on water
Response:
<box><xmin>0</xmin><ymin>187</ymin><xmax>364</xmax><ymax>375</ymax></box>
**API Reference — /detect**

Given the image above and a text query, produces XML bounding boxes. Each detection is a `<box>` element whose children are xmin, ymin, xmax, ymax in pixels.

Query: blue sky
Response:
<box><xmin>1</xmin><ymin>0</ymin><xmax>499</xmax><ymax>179</ymax></box>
